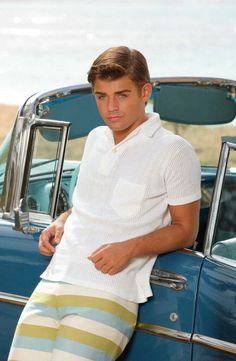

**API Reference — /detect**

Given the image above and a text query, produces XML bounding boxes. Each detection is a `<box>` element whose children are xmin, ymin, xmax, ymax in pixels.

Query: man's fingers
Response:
<box><xmin>38</xmin><ymin>237</ymin><xmax>55</xmax><ymax>255</ymax></box>
<box><xmin>91</xmin><ymin>257</ymin><xmax>113</xmax><ymax>274</ymax></box>
<box><xmin>88</xmin><ymin>253</ymin><xmax>102</xmax><ymax>263</ymax></box>
<box><xmin>89</xmin><ymin>245</ymin><xmax>106</xmax><ymax>258</ymax></box>
<box><xmin>40</xmin><ymin>230</ymin><xmax>51</xmax><ymax>244</ymax></box>
<box><xmin>40</xmin><ymin>249</ymin><xmax>53</xmax><ymax>256</ymax></box>
<box><xmin>100</xmin><ymin>264</ymin><xmax>113</xmax><ymax>274</ymax></box>
<box><xmin>54</xmin><ymin>228</ymin><xmax>63</xmax><ymax>244</ymax></box>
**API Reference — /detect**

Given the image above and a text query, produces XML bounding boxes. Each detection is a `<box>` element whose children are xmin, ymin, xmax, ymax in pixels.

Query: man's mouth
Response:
<box><xmin>107</xmin><ymin>115</ymin><xmax>121</xmax><ymax>121</ymax></box>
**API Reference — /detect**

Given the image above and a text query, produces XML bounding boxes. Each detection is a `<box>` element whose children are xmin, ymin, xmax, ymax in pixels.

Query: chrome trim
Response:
<box><xmin>150</xmin><ymin>268</ymin><xmax>187</xmax><ymax>291</ymax></box>
<box><xmin>180</xmin><ymin>248</ymin><xmax>204</xmax><ymax>258</ymax></box>
<box><xmin>204</xmin><ymin>142</ymin><xmax>230</xmax><ymax>255</ymax></box>
<box><xmin>0</xmin><ymin>292</ymin><xmax>28</xmax><ymax>306</ymax></box>
<box><xmin>20</xmin><ymin>84</ymin><xmax>91</xmax><ymax>121</ymax></box>
<box><xmin>204</xmin><ymin>141</ymin><xmax>236</xmax><ymax>255</ymax></box>
<box><xmin>5</xmin><ymin>116</ymin><xmax>27</xmax><ymax>215</ymax></box>
<box><xmin>136</xmin><ymin>323</ymin><xmax>236</xmax><ymax>355</ymax></box>
<box><xmin>208</xmin><ymin>254</ymin><xmax>236</xmax><ymax>268</ymax></box>
<box><xmin>152</xmin><ymin>77</ymin><xmax>236</xmax><ymax>98</ymax></box>
<box><xmin>6</xmin><ymin>118</ymin><xmax>70</xmax><ymax>220</ymax></box>
<box><xmin>136</xmin><ymin>322</ymin><xmax>191</xmax><ymax>343</ymax></box>
<box><xmin>29</xmin><ymin>212</ymin><xmax>53</xmax><ymax>226</ymax></box>
<box><xmin>44</xmin><ymin>120</ymin><xmax>71</xmax><ymax>219</ymax></box>
<box><xmin>192</xmin><ymin>334</ymin><xmax>236</xmax><ymax>355</ymax></box>
<box><xmin>13</xmin><ymin>198</ymin><xmax>40</xmax><ymax>234</ymax></box>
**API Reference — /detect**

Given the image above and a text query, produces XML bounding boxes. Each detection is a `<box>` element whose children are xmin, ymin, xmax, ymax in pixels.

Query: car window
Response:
<box><xmin>211</xmin><ymin>146</ymin><xmax>236</xmax><ymax>262</ymax></box>
<box><xmin>25</xmin><ymin>125</ymin><xmax>66</xmax><ymax>215</ymax></box>
<box><xmin>55</xmin><ymin>136</ymin><xmax>87</xmax><ymax>215</ymax></box>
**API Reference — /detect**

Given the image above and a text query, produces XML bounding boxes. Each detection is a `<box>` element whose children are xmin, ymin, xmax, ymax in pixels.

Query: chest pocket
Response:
<box><xmin>111</xmin><ymin>177</ymin><xmax>146</xmax><ymax>218</ymax></box>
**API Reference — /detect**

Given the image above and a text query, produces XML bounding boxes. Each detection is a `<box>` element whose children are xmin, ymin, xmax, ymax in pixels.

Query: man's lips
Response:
<box><xmin>107</xmin><ymin>115</ymin><xmax>121</xmax><ymax>121</ymax></box>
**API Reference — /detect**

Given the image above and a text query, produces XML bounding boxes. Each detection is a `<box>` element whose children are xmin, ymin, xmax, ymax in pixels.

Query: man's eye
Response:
<box><xmin>118</xmin><ymin>93</ymin><xmax>127</xmax><ymax>99</ymax></box>
<box><xmin>96</xmin><ymin>95</ymin><xmax>105</xmax><ymax>100</ymax></box>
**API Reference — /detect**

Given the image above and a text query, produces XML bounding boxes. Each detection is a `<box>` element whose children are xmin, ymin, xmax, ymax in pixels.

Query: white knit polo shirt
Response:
<box><xmin>41</xmin><ymin>113</ymin><xmax>201</xmax><ymax>303</ymax></box>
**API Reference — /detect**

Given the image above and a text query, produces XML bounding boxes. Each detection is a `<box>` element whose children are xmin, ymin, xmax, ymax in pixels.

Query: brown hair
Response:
<box><xmin>87</xmin><ymin>46</ymin><xmax>150</xmax><ymax>88</ymax></box>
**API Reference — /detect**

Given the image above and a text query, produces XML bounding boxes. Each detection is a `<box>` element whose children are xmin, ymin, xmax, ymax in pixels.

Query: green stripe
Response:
<box><xmin>58</xmin><ymin>324</ymin><xmax>122</xmax><ymax>358</ymax></box>
<box><xmin>14</xmin><ymin>324</ymin><xmax>122</xmax><ymax>359</ymax></box>
<box><xmin>30</xmin><ymin>292</ymin><xmax>136</xmax><ymax>326</ymax></box>
<box><xmin>16</xmin><ymin>323</ymin><xmax>57</xmax><ymax>340</ymax></box>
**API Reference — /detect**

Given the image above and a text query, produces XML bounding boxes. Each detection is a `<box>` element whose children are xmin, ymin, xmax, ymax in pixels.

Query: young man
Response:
<box><xmin>8</xmin><ymin>46</ymin><xmax>201</xmax><ymax>361</ymax></box>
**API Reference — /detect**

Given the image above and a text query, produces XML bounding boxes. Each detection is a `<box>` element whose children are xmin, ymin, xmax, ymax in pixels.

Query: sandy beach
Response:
<box><xmin>0</xmin><ymin>104</ymin><xmax>19</xmax><ymax>145</ymax></box>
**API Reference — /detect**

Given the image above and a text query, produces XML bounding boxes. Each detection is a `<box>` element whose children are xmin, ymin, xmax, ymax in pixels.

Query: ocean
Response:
<box><xmin>0</xmin><ymin>0</ymin><xmax>235</xmax><ymax>105</ymax></box>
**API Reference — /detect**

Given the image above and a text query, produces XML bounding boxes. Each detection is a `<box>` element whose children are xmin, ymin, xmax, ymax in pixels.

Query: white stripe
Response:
<box><xmin>61</xmin><ymin>314</ymin><xmax>128</xmax><ymax>349</ymax></box>
<box><xmin>52</xmin><ymin>349</ymin><xmax>92</xmax><ymax>361</ymax></box>
<box><xmin>8</xmin><ymin>347</ymin><xmax>51</xmax><ymax>361</ymax></box>
<box><xmin>18</xmin><ymin>314</ymin><xmax>59</xmax><ymax>329</ymax></box>
<box><xmin>36</xmin><ymin>280</ymin><xmax>137</xmax><ymax>313</ymax></box>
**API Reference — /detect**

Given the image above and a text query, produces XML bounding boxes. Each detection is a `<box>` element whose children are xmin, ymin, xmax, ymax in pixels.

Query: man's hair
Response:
<box><xmin>87</xmin><ymin>46</ymin><xmax>150</xmax><ymax>87</ymax></box>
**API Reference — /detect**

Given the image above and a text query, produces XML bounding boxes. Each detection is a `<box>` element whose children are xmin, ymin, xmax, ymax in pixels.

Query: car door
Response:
<box><xmin>192</xmin><ymin>138</ymin><xmax>236</xmax><ymax>360</ymax></box>
<box><xmin>119</xmin><ymin>250</ymin><xmax>204</xmax><ymax>361</ymax></box>
<box><xmin>0</xmin><ymin>119</ymin><xmax>70</xmax><ymax>360</ymax></box>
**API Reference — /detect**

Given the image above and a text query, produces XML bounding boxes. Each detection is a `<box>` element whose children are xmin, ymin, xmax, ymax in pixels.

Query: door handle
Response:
<box><xmin>150</xmin><ymin>268</ymin><xmax>187</xmax><ymax>291</ymax></box>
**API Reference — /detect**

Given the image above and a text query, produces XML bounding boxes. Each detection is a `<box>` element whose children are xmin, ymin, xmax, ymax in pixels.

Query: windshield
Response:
<box><xmin>0</xmin><ymin>129</ymin><xmax>12</xmax><ymax>206</ymax></box>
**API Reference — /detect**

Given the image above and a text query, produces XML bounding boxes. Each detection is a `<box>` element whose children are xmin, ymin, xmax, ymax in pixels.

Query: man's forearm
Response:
<box><xmin>126</xmin><ymin>223</ymin><xmax>195</xmax><ymax>260</ymax></box>
<box><xmin>126</xmin><ymin>200</ymin><xmax>200</xmax><ymax>260</ymax></box>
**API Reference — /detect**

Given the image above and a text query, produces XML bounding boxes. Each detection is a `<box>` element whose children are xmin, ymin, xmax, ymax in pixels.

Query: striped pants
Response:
<box><xmin>8</xmin><ymin>280</ymin><xmax>138</xmax><ymax>361</ymax></box>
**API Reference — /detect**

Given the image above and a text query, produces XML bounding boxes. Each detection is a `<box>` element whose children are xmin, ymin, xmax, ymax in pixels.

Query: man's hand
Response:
<box><xmin>88</xmin><ymin>201</ymin><xmax>200</xmax><ymax>274</ymax></box>
<box><xmin>88</xmin><ymin>241</ymin><xmax>134</xmax><ymax>275</ymax></box>
<box><xmin>39</xmin><ymin>221</ymin><xmax>64</xmax><ymax>256</ymax></box>
<box><xmin>38</xmin><ymin>209</ymin><xmax>71</xmax><ymax>256</ymax></box>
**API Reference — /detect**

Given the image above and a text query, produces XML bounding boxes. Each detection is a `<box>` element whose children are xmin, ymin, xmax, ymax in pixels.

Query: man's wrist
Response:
<box><xmin>57</xmin><ymin>208</ymin><xmax>72</xmax><ymax>223</ymax></box>
<box><xmin>125</xmin><ymin>237</ymin><xmax>142</xmax><ymax>259</ymax></box>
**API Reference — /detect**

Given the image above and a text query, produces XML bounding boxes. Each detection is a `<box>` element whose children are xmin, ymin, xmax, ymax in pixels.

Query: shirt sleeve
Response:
<box><xmin>164</xmin><ymin>142</ymin><xmax>201</xmax><ymax>205</ymax></box>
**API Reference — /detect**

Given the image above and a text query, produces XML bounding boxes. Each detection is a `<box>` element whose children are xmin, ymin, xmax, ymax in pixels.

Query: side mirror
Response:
<box><xmin>13</xmin><ymin>198</ymin><xmax>39</xmax><ymax>234</ymax></box>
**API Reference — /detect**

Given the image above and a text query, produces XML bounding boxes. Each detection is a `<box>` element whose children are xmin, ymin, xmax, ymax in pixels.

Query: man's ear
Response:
<box><xmin>142</xmin><ymin>83</ymin><xmax>153</xmax><ymax>102</ymax></box>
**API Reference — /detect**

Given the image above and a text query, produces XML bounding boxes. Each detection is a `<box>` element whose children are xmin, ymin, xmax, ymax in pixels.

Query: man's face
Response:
<box><xmin>93</xmin><ymin>75</ymin><xmax>152</xmax><ymax>144</ymax></box>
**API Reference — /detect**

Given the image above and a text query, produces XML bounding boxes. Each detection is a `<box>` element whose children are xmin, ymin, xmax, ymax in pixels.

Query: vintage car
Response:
<box><xmin>0</xmin><ymin>77</ymin><xmax>236</xmax><ymax>361</ymax></box>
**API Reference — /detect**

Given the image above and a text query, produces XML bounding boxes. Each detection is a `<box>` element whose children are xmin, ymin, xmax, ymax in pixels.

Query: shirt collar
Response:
<box><xmin>104</xmin><ymin>112</ymin><xmax>161</xmax><ymax>148</ymax></box>
<box><xmin>139</xmin><ymin>112</ymin><xmax>161</xmax><ymax>138</ymax></box>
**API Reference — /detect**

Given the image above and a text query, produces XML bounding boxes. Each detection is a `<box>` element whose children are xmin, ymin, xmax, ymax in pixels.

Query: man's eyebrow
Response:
<box><xmin>94</xmin><ymin>91</ymin><xmax>106</xmax><ymax>95</ymax></box>
<box><xmin>115</xmin><ymin>89</ymin><xmax>131</xmax><ymax>94</ymax></box>
<box><xmin>94</xmin><ymin>89</ymin><xmax>131</xmax><ymax>95</ymax></box>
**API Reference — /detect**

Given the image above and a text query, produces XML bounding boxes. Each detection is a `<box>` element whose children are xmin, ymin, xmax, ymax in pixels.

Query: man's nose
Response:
<box><xmin>107</xmin><ymin>96</ymin><xmax>119</xmax><ymax>112</ymax></box>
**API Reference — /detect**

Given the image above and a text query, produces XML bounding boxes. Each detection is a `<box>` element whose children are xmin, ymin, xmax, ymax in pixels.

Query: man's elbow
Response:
<box><xmin>183</xmin><ymin>226</ymin><xmax>199</xmax><ymax>248</ymax></box>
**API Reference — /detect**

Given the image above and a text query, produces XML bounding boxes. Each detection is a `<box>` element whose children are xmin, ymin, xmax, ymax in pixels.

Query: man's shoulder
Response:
<box><xmin>147</xmin><ymin>113</ymin><xmax>191</xmax><ymax>150</ymax></box>
<box><xmin>87</xmin><ymin>125</ymin><xmax>109</xmax><ymax>140</ymax></box>
<box><xmin>89</xmin><ymin>125</ymin><xmax>108</xmax><ymax>135</ymax></box>
<box><xmin>156</xmin><ymin>125</ymin><xmax>192</xmax><ymax>150</ymax></box>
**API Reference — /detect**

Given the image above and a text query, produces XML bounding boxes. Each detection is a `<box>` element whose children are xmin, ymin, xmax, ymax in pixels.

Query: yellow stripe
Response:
<box><xmin>58</xmin><ymin>324</ymin><xmax>122</xmax><ymax>358</ymax></box>
<box><xmin>16</xmin><ymin>323</ymin><xmax>57</xmax><ymax>340</ymax></box>
<box><xmin>30</xmin><ymin>292</ymin><xmax>136</xmax><ymax>326</ymax></box>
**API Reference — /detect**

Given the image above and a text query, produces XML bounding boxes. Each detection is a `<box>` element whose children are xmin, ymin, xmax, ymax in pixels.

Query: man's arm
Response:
<box><xmin>38</xmin><ymin>208</ymin><xmax>72</xmax><ymax>256</ymax></box>
<box><xmin>88</xmin><ymin>200</ymin><xmax>200</xmax><ymax>275</ymax></box>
